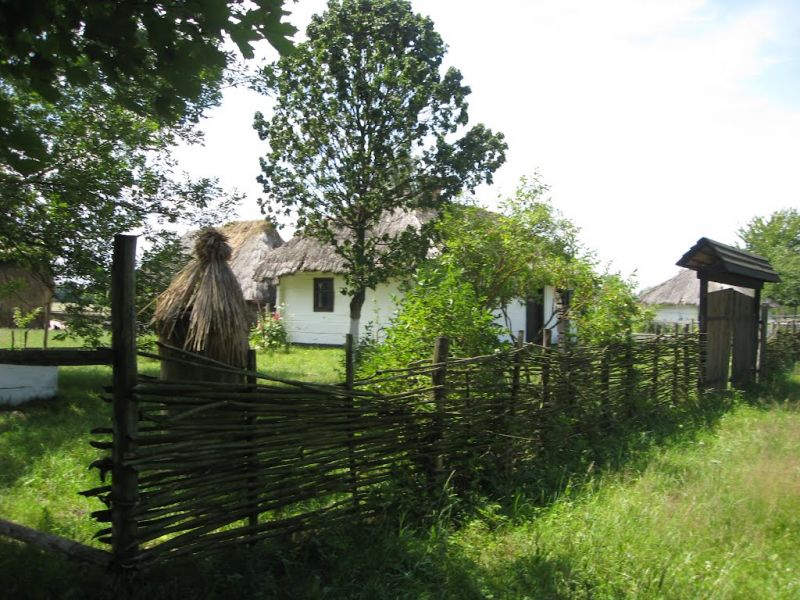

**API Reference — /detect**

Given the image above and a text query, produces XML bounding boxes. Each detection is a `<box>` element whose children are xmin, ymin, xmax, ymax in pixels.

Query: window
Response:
<box><xmin>313</xmin><ymin>278</ymin><xmax>334</xmax><ymax>312</ymax></box>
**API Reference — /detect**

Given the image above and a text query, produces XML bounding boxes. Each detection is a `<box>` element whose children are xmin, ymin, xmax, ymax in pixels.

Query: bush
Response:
<box><xmin>359</xmin><ymin>264</ymin><xmax>506</xmax><ymax>377</ymax></box>
<box><xmin>250</xmin><ymin>308</ymin><xmax>289</xmax><ymax>352</ymax></box>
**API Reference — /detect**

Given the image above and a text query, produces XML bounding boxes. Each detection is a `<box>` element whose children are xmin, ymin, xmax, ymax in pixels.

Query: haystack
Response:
<box><xmin>152</xmin><ymin>229</ymin><xmax>250</xmax><ymax>382</ymax></box>
<box><xmin>182</xmin><ymin>220</ymin><xmax>284</xmax><ymax>318</ymax></box>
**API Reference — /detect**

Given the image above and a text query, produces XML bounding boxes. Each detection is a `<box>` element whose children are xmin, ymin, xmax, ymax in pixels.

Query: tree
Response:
<box><xmin>0</xmin><ymin>0</ymin><xmax>296</xmax><ymax>172</ymax></box>
<box><xmin>437</xmin><ymin>176</ymin><xmax>582</xmax><ymax>315</ymax></box>
<box><xmin>436</xmin><ymin>176</ymin><xmax>649</xmax><ymax>345</ymax></box>
<box><xmin>738</xmin><ymin>208</ymin><xmax>800</xmax><ymax>306</ymax></box>
<box><xmin>0</xmin><ymin>82</ymin><xmax>239</xmax><ymax>343</ymax></box>
<box><xmin>254</xmin><ymin>0</ymin><xmax>507</xmax><ymax>341</ymax></box>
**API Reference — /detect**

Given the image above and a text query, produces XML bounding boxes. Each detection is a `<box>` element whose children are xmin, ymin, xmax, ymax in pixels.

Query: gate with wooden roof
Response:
<box><xmin>706</xmin><ymin>288</ymin><xmax>758</xmax><ymax>387</ymax></box>
<box><xmin>677</xmin><ymin>238</ymin><xmax>780</xmax><ymax>388</ymax></box>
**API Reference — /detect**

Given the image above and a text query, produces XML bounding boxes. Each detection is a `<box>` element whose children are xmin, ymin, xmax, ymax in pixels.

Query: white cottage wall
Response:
<box><xmin>277</xmin><ymin>272</ymin><xmax>402</xmax><ymax>345</ymax></box>
<box><xmin>278</xmin><ymin>274</ymin><xmax>561</xmax><ymax>346</ymax></box>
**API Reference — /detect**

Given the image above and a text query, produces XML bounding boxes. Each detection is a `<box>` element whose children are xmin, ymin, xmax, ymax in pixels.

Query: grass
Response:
<box><xmin>0</xmin><ymin>327</ymin><xmax>100</xmax><ymax>349</ymax></box>
<box><xmin>0</xmin><ymin>356</ymin><xmax>798</xmax><ymax>598</ymax></box>
<box><xmin>449</xmin><ymin>389</ymin><xmax>800</xmax><ymax>598</ymax></box>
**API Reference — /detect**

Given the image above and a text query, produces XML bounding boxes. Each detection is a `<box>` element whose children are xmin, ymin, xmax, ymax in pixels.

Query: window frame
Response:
<box><xmin>313</xmin><ymin>277</ymin><xmax>335</xmax><ymax>312</ymax></box>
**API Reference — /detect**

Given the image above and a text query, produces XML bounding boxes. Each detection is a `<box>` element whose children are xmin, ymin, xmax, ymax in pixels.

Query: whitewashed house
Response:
<box><xmin>253</xmin><ymin>210</ymin><xmax>561</xmax><ymax>346</ymax></box>
<box><xmin>639</xmin><ymin>269</ymin><xmax>754</xmax><ymax>324</ymax></box>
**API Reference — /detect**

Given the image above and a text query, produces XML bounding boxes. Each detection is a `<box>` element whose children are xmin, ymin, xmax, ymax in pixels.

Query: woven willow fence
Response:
<box><xmin>84</xmin><ymin>333</ymin><xmax>701</xmax><ymax>568</ymax></box>
<box><xmin>766</xmin><ymin>324</ymin><xmax>800</xmax><ymax>373</ymax></box>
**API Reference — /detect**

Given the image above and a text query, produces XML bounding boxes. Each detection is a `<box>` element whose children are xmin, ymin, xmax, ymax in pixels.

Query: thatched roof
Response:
<box><xmin>183</xmin><ymin>220</ymin><xmax>284</xmax><ymax>303</ymax></box>
<box><xmin>0</xmin><ymin>263</ymin><xmax>53</xmax><ymax>327</ymax></box>
<box><xmin>254</xmin><ymin>209</ymin><xmax>435</xmax><ymax>282</ymax></box>
<box><xmin>639</xmin><ymin>269</ymin><xmax>754</xmax><ymax>306</ymax></box>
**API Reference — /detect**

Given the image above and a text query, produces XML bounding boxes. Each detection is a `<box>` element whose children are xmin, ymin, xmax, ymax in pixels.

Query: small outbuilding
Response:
<box><xmin>676</xmin><ymin>237</ymin><xmax>780</xmax><ymax>387</ymax></box>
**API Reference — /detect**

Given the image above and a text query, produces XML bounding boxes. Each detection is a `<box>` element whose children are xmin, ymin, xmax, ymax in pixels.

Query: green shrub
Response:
<box><xmin>250</xmin><ymin>307</ymin><xmax>289</xmax><ymax>352</ymax></box>
<box><xmin>359</xmin><ymin>264</ymin><xmax>506</xmax><ymax>377</ymax></box>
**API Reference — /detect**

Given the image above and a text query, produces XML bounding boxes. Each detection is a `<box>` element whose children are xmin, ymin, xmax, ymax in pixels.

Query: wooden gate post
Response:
<box><xmin>111</xmin><ymin>234</ymin><xmax>139</xmax><ymax>579</ymax></box>
<box><xmin>698</xmin><ymin>276</ymin><xmax>709</xmax><ymax>389</ymax></box>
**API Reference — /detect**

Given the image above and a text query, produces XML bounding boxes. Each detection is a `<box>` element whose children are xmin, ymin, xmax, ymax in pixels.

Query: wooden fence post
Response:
<box><xmin>758</xmin><ymin>305</ymin><xmax>769</xmax><ymax>380</ymax></box>
<box><xmin>506</xmin><ymin>332</ymin><xmax>524</xmax><ymax>475</ymax></box>
<box><xmin>344</xmin><ymin>334</ymin><xmax>359</xmax><ymax>510</ymax></box>
<box><xmin>623</xmin><ymin>336</ymin><xmax>636</xmax><ymax>418</ymax></box>
<box><xmin>246</xmin><ymin>349</ymin><xmax>258</xmax><ymax>539</ymax></box>
<box><xmin>599</xmin><ymin>346</ymin><xmax>610</xmax><ymax>408</ymax></box>
<box><xmin>542</xmin><ymin>329</ymin><xmax>551</xmax><ymax>408</ymax></box>
<box><xmin>429</xmin><ymin>336</ymin><xmax>449</xmax><ymax>492</ymax></box>
<box><xmin>671</xmin><ymin>324</ymin><xmax>680</xmax><ymax>404</ymax></box>
<box><xmin>111</xmin><ymin>234</ymin><xmax>138</xmax><ymax>585</ymax></box>
<box><xmin>651</xmin><ymin>334</ymin><xmax>661</xmax><ymax>403</ymax></box>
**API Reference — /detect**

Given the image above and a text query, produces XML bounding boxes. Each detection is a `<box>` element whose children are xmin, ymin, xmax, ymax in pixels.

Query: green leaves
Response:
<box><xmin>739</xmin><ymin>209</ymin><xmax>800</xmax><ymax>306</ymax></box>
<box><xmin>255</xmin><ymin>0</ymin><xmax>506</xmax><ymax>302</ymax></box>
<box><xmin>0</xmin><ymin>0</ymin><xmax>297</xmax><ymax>165</ymax></box>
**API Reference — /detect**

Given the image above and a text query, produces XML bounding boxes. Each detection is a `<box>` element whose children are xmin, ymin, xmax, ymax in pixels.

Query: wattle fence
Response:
<box><xmin>84</xmin><ymin>332</ymin><xmax>702</xmax><ymax>568</ymax></box>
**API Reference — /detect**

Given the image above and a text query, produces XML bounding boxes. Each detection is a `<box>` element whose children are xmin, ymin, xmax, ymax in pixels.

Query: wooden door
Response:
<box><xmin>705</xmin><ymin>288</ymin><xmax>757</xmax><ymax>388</ymax></box>
<box><xmin>706</xmin><ymin>289</ymin><xmax>733</xmax><ymax>387</ymax></box>
<box><xmin>730</xmin><ymin>291</ymin><xmax>756</xmax><ymax>386</ymax></box>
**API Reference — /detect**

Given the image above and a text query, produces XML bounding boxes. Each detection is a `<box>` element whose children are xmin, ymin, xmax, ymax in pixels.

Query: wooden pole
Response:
<box><xmin>506</xmin><ymin>331</ymin><xmax>524</xmax><ymax>475</ymax></box>
<box><xmin>430</xmin><ymin>336</ymin><xmax>449</xmax><ymax>492</ymax></box>
<box><xmin>344</xmin><ymin>334</ymin><xmax>359</xmax><ymax>510</ymax></box>
<box><xmin>698</xmin><ymin>276</ymin><xmax>709</xmax><ymax>389</ymax></box>
<box><xmin>246</xmin><ymin>349</ymin><xmax>258</xmax><ymax>537</ymax></box>
<box><xmin>651</xmin><ymin>334</ymin><xmax>660</xmax><ymax>402</ymax></box>
<box><xmin>111</xmin><ymin>234</ymin><xmax>139</xmax><ymax>583</ymax></box>
<box><xmin>542</xmin><ymin>329</ymin><xmax>551</xmax><ymax>409</ymax></box>
<box><xmin>758</xmin><ymin>304</ymin><xmax>769</xmax><ymax>380</ymax></box>
<box><xmin>0</xmin><ymin>519</ymin><xmax>109</xmax><ymax>566</ymax></box>
<box><xmin>42</xmin><ymin>300</ymin><xmax>50</xmax><ymax>349</ymax></box>
<box><xmin>671</xmin><ymin>323</ymin><xmax>680</xmax><ymax>404</ymax></box>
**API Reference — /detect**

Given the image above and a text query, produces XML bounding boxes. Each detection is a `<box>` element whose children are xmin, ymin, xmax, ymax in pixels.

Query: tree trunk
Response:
<box><xmin>349</xmin><ymin>289</ymin><xmax>366</xmax><ymax>347</ymax></box>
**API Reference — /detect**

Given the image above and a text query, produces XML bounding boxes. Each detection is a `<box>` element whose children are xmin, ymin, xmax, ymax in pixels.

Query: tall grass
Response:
<box><xmin>1</xmin><ymin>359</ymin><xmax>798</xmax><ymax>599</ymax></box>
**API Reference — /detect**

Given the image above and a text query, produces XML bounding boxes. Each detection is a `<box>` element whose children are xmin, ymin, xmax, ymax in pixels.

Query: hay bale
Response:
<box><xmin>152</xmin><ymin>229</ymin><xmax>249</xmax><ymax>382</ymax></box>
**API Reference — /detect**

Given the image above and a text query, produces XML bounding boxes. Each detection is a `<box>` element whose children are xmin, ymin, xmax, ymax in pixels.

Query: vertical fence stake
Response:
<box><xmin>541</xmin><ymin>329</ymin><xmax>551</xmax><ymax>409</ymax></box>
<box><xmin>506</xmin><ymin>331</ymin><xmax>524</xmax><ymax>476</ymax></box>
<box><xmin>111</xmin><ymin>234</ymin><xmax>138</xmax><ymax>592</ymax></box>
<box><xmin>430</xmin><ymin>336</ymin><xmax>449</xmax><ymax>493</ymax></box>
<box><xmin>671</xmin><ymin>324</ymin><xmax>680</xmax><ymax>404</ymax></box>
<box><xmin>651</xmin><ymin>334</ymin><xmax>661</xmax><ymax>402</ymax></box>
<box><xmin>758</xmin><ymin>305</ymin><xmax>769</xmax><ymax>381</ymax></box>
<box><xmin>246</xmin><ymin>349</ymin><xmax>258</xmax><ymax>540</ymax></box>
<box><xmin>344</xmin><ymin>334</ymin><xmax>360</xmax><ymax>512</ymax></box>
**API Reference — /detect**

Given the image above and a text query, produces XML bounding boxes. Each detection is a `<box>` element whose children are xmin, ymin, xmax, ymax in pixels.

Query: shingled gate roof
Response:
<box><xmin>676</xmin><ymin>237</ymin><xmax>781</xmax><ymax>289</ymax></box>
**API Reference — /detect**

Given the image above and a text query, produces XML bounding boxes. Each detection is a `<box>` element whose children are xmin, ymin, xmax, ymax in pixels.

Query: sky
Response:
<box><xmin>173</xmin><ymin>0</ymin><xmax>800</xmax><ymax>291</ymax></box>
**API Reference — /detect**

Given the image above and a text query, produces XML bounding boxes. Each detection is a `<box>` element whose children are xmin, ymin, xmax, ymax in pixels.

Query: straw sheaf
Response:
<box><xmin>639</xmin><ymin>269</ymin><xmax>753</xmax><ymax>306</ymax></box>
<box><xmin>153</xmin><ymin>229</ymin><xmax>249</xmax><ymax>368</ymax></box>
<box><xmin>254</xmin><ymin>208</ymin><xmax>435</xmax><ymax>282</ymax></box>
<box><xmin>182</xmin><ymin>220</ymin><xmax>284</xmax><ymax>303</ymax></box>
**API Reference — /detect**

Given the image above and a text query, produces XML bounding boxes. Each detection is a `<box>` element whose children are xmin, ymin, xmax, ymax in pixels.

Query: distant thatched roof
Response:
<box><xmin>254</xmin><ymin>209</ymin><xmax>435</xmax><ymax>282</ymax></box>
<box><xmin>183</xmin><ymin>220</ymin><xmax>284</xmax><ymax>303</ymax></box>
<box><xmin>639</xmin><ymin>269</ymin><xmax>754</xmax><ymax>306</ymax></box>
<box><xmin>0</xmin><ymin>263</ymin><xmax>53</xmax><ymax>327</ymax></box>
